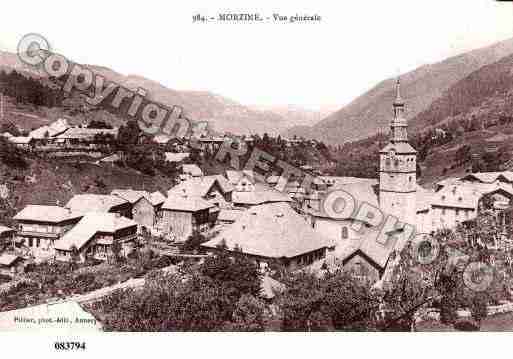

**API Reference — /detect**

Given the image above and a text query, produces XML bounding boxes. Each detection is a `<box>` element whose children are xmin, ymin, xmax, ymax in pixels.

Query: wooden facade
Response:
<box><xmin>55</xmin><ymin>227</ymin><xmax>137</xmax><ymax>263</ymax></box>
<box><xmin>160</xmin><ymin>208</ymin><xmax>210</xmax><ymax>242</ymax></box>
<box><xmin>131</xmin><ymin>197</ymin><xmax>155</xmax><ymax>230</ymax></box>
<box><xmin>16</xmin><ymin>218</ymin><xmax>81</xmax><ymax>259</ymax></box>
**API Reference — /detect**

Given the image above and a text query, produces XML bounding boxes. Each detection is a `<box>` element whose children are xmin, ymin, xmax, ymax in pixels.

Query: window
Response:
<box><xmin>442</xmin><ymin>209</ymin><xmax>446</xmax><ymax>215</ymax></box>
<box><xmin>341</xmin><ymin>226</ymin><xmax>349</xmax><ymax>239</ymax></box>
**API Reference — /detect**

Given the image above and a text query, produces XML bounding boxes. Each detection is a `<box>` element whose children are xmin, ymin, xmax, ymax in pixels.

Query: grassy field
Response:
<box><xmin>0</xmin><ymin>156</ymin><xmax>175</xmax><ymax>226</ymax></box>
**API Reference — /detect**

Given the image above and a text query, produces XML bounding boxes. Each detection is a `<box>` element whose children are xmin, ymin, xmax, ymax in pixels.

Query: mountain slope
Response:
<box><xmin>0</xmin><ymin>51</ymin><xmax>288</xmax><ymax>135</ymax></box>
<box><xmin>285</xmin><ymin>37</ymin><xmax>513</xmax><ymax>144</ymax></box>
<box><xmin>411</xmin><ymin>53</ymin><xmax>513</xmax><ymax>131</ymax></box>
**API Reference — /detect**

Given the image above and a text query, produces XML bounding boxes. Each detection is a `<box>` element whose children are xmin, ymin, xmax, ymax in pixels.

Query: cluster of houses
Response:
<box><xmin>0</xmin><ymin>167</ymin><xmax>339</xmax><ymax>275</ymax></box>
<box><xmin>3</xmin><ymin>118</ymin><xmax>118</xmax><ymax>151</ymax></box>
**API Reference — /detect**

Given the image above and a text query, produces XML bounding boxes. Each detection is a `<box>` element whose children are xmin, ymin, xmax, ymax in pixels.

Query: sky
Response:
<box><xmin>1</xmin><ymin>0</ymin><xmax>513</xmax><ymax>110</ymax></box>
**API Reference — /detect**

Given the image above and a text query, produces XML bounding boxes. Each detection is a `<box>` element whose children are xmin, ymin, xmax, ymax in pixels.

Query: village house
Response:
<box><xmin>0</xmin><ymin>225</ymin><xmax>15</xmax><ymax>249</ymax></box>
<box><xmin>13</xmin><ymin>205</ymin><xmax>83</xmax><ymax>259</ymax></box>
<box><xmin>338</xmin><ymin>237</ymin><xmax>398</xmax><ymax>283</ymax></box>
<box><xmin>160</xmin><ymin>193</ymin><xmax>214</xmax><ymax>242</ymax></box>
<box><xmin>164</xmin><ymin>152</ymin><xmax>190</xmax><ymax>164</ymax></box>
<box><xmin>8</xmin><ymin>136</ymin><xmax>34</xmax><ymax>149</ymax></box>
<box><xmin>168</xmin><ymin>175</ymin><xmax>234</xmax><ymax>211</ymax></box>
<box><xmin>0</xmin><ymin>254</ymin><xmax>25</xmax><ymax>276</ymax></box>
<box><xmin>55</xmin><ymin>127</ymin><xmax>118</xmax><ymax>149</ymax></box>
<box><xmin>111</xmin><ymin>189</ymin><xmax>156</xmax><ymax>231</ymax></box>
<box><xmin>54</xmin><ymin>212</ymin><xmax>138</xmax><ymax>263</ymax></box>
<box><xmin>28</xmin><ymin>118</ymin><xmax>71</xmax><ymax>146</ymax></box>
<box><xmin>180</xmin><ymin>164</ymin><xmax>203</xmax><ymax>181</ymax></box>
<box><xmin>202</xmin><ymin>203</ymin><xmax>334</xmax><ymax>270</ymax></box>
<box><xmin>196</xmin><ymin>136</ymin><xmax>225</xmax><ymax>154</ymax></box>
<box><xmin>65</xmin><ymin>194</ymin><xmax>132</xmax><ymax>218</ymax></box>
<box><xmin>418</xmin><ymin>182</ymin><xmax>513</xmax><ymax>234</ymax></box>
<box><xmin>149</xmin><ymin>191</ymin><xmax>167</xmax><ymax>228</ymax></box>
<box><xmin>232</xmin><ymin>182</ymin><xmax>292</xmax><ymax>208</ymax></box>
<box><xmin>225</xmin><ymin>170</ymin><xmax>256</xmax><ymax>192</ymax></box>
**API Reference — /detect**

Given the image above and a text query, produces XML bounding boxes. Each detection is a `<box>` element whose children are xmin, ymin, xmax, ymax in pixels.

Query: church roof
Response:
<box><xmin>380</xmin><ymin>142</ymin><xmax>417</xmax><ymax>154</ymax></box>
<box><xmin>203</xmin><ymin>203</ymin><xmax>333</xmax><ymax>259</ymax></box>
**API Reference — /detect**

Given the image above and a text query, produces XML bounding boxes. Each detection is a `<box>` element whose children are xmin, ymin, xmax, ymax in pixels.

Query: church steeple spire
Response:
<box><xmin>390</xmin><ymin>77</ymin><xmax>407</xmax><ymax>143</ymax></box>
<box><xmin>394</xmin><ymin>77</ymin><xmax>404</xmax><ymax>106</ymax></box>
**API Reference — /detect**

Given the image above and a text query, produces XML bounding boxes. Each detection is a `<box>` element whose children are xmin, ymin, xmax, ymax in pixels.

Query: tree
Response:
<box><xmin>117</xmin><ymin>121</ymin><xmax>141</xmax><ymax>149</ymax></box>
<box><xmin>110</xmin><ymin>240</ymin><xmax>122</xmax><ymax>264</ymax></box>
<box><xmin>182</xmin><ymin>230</ymin><xmax>205</xmax><ymax>253</ymax></box>
<box><xmin>227</xmin><ymin>294</ymin><xmax>268</xmax><ymax>331</ymax></box>
<box><xmin>200</xmin><ymin>251</ymin><xmax>261</xmax><ymax>299</ymax></box>
<box><xmin>469</xmin><ymin>293</ymin><xmax>488</xmax><ymax>327</ymax></box>
<box><xmin>70</xmin><ymin>245</ymin><xmax>80</xmax><ymax>270</ymax></box>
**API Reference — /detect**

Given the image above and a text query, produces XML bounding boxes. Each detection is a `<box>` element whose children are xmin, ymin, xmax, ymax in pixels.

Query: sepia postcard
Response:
<box><xmin>1</xmin><ymin>0</ymin><xmax>513</xmax><ymax>355</ymax></box>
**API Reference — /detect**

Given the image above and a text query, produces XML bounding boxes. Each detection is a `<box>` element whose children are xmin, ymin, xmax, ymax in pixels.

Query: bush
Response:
<box><xmin>454</xmin><ymin>319</ymin><xmax>479</xmax><ymax>331</ymax></box>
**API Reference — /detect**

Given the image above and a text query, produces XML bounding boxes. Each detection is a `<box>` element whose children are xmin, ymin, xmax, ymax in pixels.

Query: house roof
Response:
<box><xmin>232</xmin><ymin>184</ymin><xmax>292</xmax><ymax>206</ymax></box>
<box><xmin>153</xmin><ymin>134</ymin><xmax>171</xmax><ymax>144</ymax></box>
<box><xmin>29</xmin><ymin>118</ymin><xmax>70</xmax><ymax>138</ymax></box>
<box><xmin>461</xmin><ymin>171</ymin><xmax>513</xmax><ymax>184</ymax></box>
<box><xmin>161</xmin><ymin>194</ymin><xmax>214</xmax><ymax>212</ymax></box>
<box><xmin>431</xmin><ymin>181</ymin><xmax>513</xmax><ymax>210</ymax></box>
<box><xmin>435</xmin><ymin>177</ymin><xmax>460</xmax><ymax>190</ymax></box>
<box><xmin>54</xmin><ymin>212</ymin><xmax>137</xmax><ymax>251</ymax></box>
<box><xmin>320</xmin><ymin>176</ymin><xmax>378</xmax><ymax>187</ymax></box>
<box><xmin>338</xmin><ymin>225</ymin><xmax>410</xmax><ymax>270</ymax></box>
<box><xmin>149</xmin><ymin>191</ymin><xmax>166</xmax><ymax>206</ymax></box>
<box><xmin>111</xmin><ymin>189</ymin><xmax>152</xmax><ymax>204</ymax></box>
<box><xmin>225</xmin><ymin>170</ymin><xmax>255</xmax><ymax>185</ymax></box>
<box><xmin>9</xmin><ymin>136</ymin><xmax>33</xmax><ymax>144</ymax></box>
<box><xmin>13</xmin><ymin>205</ymin><xmax>83</xmax><ymax>223</ymax></box>
<box><xmin>169</xmin><ymin>175</ymin><xmax>233</xmax><ymax>198</ymax></box>
<box><xmin>164</xmin><ymin>152</ymin><xmax>190</xmax><ymax>163</ymax></box>
<box><xmin>218</xmin><ymin>209</ymin><xmax>244</xmax><ymax>222</ymax></box>
<box><xmin>98</xmin><ymin>153</ymin><xmax>120</xmax><ymax>163</ymax></box>
<box><xmin>202</xmin><ymin>203</ymin><xmax>334</xmax><ymax>259</ymax></box>
<box><xmin>57</xmin><ymin>127</ymin><xmax>118</xmax><ymax>140</ymax></box>
<box><xmin>431</xmin><ymin>183</ymin><xmax>486</xmax><ymax>209</ymax></box>
<box><xmin>182</xmin><ymin>164</ymin><xmax>203</xmax><ymax>177</ymax></box>
<box><xmin>65</xmin><ymin>194</ymin><xmax>128</xmax><ymax>214</ymax></box>
<box><xmin>0</xmin><ymin>254</ymin><xmax>22</xmax><ymax>266</ymax></box>
<box><xmin>332</xmin><ymin>181</ymin><xmax>380</xmax><ymax>207</ymax></box>
<box><xmin>309</xmin><ymin>181</ymin><xmax>431</xmax><ymax>219</ymax></box>
<box><xmin>0</xmin><ymin>225</ymin><xmax>14</xmax><ymax>235</ymax></box>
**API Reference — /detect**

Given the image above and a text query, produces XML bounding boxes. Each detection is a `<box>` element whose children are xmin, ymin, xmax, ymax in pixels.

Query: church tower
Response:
<box><xmin>379</xmin><ymin>78</ymin><xmax>417</xmax><ymax>226</ymax></box>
